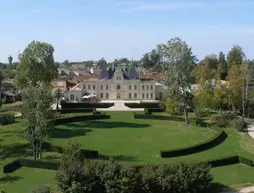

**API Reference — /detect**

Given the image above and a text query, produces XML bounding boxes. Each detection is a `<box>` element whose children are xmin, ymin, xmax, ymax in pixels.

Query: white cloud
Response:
<box><xmin>123</xmin><ymin>0</ymin><xmax>254</xmax><ymax>12</ymax></box>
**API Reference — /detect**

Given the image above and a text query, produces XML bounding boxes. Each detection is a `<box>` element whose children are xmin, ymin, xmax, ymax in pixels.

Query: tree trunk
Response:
<box><xmin>183</xmin><ymin>106</ymin><xmax>190</xmax><ymax>125</ymax></box>
<box><xmin>33</xmin><ymin>144</ymin><xmax>37</xmax><ymax>160</ymax></box>
<box><xmin>39</xmin><ymin>142</ymin><xmax>42</xmax><ymax>159</ymax></box>
<box><xmin>56</xmin><ymin>98</ymin><xmax>59</xmax><ymax>110</ymax></box>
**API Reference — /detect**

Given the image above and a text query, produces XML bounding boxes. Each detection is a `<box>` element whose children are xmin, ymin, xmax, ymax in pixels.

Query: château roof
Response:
<box><xmin>99</xmin><ymin>63</ymin><xmax>110</xmax><ymax>80</ymax></box>
<box><xmin>128</xmin><ymin>62</ymin><xmax>139</xmax><ymax>80</ymax></box>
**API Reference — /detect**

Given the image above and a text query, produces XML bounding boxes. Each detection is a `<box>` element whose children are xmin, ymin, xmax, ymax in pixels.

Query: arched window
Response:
<box><xmin>70</xmin><ymin>94</ymin><xmax>75</xmax><ymax>101</ymax></box>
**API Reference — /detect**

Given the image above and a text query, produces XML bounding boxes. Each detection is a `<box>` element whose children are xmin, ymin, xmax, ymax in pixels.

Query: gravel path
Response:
<box><xmin>222</xmin><ymin>186</ymin><xmax>254</xmax><ymax>193</ymax></box>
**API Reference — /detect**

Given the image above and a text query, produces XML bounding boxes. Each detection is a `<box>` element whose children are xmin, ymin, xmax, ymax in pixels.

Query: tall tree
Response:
<box><xmin>218</xmin><ymin>51</ymin><xmax>228</xmax><ymax>80</ymax></box>
<box><xmin>14</xmin><ymin>41</ymin><xmax>58</xmax><ymax>89</ymax></box>
<box><xmin>8</xmin><ymin>55</ymin><xmax>13</xmax><ymax>66</ymax></box>
<box><xmin>54</xmin><ymin>88</ymin><xmax>63</xmax><ymax>110</ymax></box>
<box><xmin>22</xmin><ymin>85</ymin><xmax>55</xmax><ymax>160</ymax></box>
<box><xmin>158</xmin><ymin>37</ymin><xmax>196</xmax><ymax>125</ymax></box>
<box><xmin>0</xmin><ymin>69</ymin><xmax>5</xmax><ymax>108</ymax></box>
<box><xmin>227</xmin><ymin>45</ymin><xmax>245</xmax><ymax>67</ymax></box>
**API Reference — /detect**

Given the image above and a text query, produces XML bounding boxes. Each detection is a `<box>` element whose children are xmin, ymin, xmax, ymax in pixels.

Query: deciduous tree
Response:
<box><xmin>227</xmin><ymin>45</ymin><xmax>245</xmax><ymax>67</ymax></box>
<box><xmin>14</xmin><ymin>41</ymin><xmax>58</xmax><ymax>89</ymax></box>
<box><xmin>22</xmin><ymin>85</ymin><xmax>55</xmax><ymax>159</ymax></box>
<box><xmin>158</xmin><ymin>37</ymin><xmax>196</xmax><ymax>125</ymax></box>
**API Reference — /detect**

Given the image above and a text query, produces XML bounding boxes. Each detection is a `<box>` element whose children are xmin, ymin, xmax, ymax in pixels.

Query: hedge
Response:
<box><xmin>53</xmin><ymin>114</ymin><xmax>110</xmax><ymax>125</ymax></box>
<box><xmin>3</xmin><ymin>159</ymin><xmax>22</xmax><ymax>173</ymax></box>
<box><xmin>238</xmin><ymin>156</ymin><xmax>254</xmax><ymax>166</ymax></box>
<box><xmin>125</xmin><ymin>102</ymin><xmax>161</xmax><ymax>109</ymax></box>
<box><xmin>61</xmin><ymin>103</ymin><xmax>114</xmax><ymax>109</ymax></box>
<box><xmin>160</xmin><ymin>130</ymin><xmax>227</xmax><ymax>158</ymax></box>
<box><xmin>57</xmin><ymin>108</ymin><xmax>94</xmax><ymax>114</ymax></box>
<box><xmin>42</xmin><ymin>142</ymin><xmax>99</xmax><ymax>159</ymax></box>
<box><xmin>0</xmin><ymin>113</ymin><xmax>15</xmax><ymax>125</ymax></box>
<box><xmin>201</xmin><ymin>156</ymin><xmax>239</xmax><ymax>168</ymax></box>
<box><xmin>19</xmin><ymin>158</ymin><xmax>60</xmax><ymax>170</ymax></box>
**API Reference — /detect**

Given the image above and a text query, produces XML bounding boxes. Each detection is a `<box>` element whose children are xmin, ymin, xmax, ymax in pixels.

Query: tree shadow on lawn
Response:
<box><xmin>99</xmin><ymin>154</ymin><xmax>139</xmax><ymax>162</ymax></box>
<box><xmin>51</xmin><ymin>128</ymin><xmax>93</xmax><ymax>139</ymax></box>
<box><xmin>0</xmin><ymin>143</ymin><xmax>30</xmax><ymax>161</ymax></box>
<box><xmin>207</xmin><ymin>183</ymin><xmax>231</xmax><ymax>193</ymax></box>
<box><xmin>66</xmin><ymin>121</ymin><xmax>150</xmax><ymax>129</ymax></box>
<box><xmin>0</xmin><ymin>175</ymin><xmax>23</xmax><ymax>184</ymax></box>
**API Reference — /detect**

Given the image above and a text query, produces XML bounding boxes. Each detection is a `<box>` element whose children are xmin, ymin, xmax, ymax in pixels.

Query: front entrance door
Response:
<box><xmin>116</xmin><ymin>93</ymin><xmax>121</xmax><ymax>100</ymax></box>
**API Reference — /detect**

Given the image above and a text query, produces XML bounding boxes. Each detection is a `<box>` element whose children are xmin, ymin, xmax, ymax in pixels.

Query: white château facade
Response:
<box><xmin>64</xmin><ymin>63</ymin><xmax>165</xmax><ymax>101</ymax></box>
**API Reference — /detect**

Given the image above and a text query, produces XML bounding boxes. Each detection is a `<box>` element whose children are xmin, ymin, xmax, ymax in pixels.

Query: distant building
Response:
<box><xmin>64</xmin><ymin>63</ymin><xmax>166</xmax><ymax>102</ymax></box>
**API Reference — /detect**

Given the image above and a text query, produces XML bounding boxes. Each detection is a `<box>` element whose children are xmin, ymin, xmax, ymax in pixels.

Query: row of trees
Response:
<box><xmin>56</xmin><ymin>141</ymin><xmax>213</xmax><ymax>193</ymax></box>
<box><xmin>156</xmin><ymin>37</ymin><xmax>253</xmax><ymax>125</ymax></box>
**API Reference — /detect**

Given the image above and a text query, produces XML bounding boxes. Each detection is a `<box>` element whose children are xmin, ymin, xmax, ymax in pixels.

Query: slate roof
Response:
<box><xmin>128</xmin><ymin>63</ymin><xmax>139</xmax><ymax>80</ymax></box>
<box><xmin>99</xmin><ymin>63</ymin><xmax>110</xmax><ymax>80</ymax></box>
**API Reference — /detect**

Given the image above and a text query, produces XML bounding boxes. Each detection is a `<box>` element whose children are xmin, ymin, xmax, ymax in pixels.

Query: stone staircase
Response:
<box><xmin>99</xmin><ymin>102</ymin><xmax>144</xmax><ymax>111</ymax></box>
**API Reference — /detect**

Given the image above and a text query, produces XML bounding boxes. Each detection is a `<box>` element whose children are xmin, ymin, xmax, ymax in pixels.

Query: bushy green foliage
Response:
<box><xmin>56</xmin><ymin>156</ymin><xmax>212</xmax><ymax>193</ymax></box>
<box><xmin>211</xmin><ymin>114</ymin><xmax>229</xmax><ymax>128</ymax></box>
<box><xmin>0</xmin><ymin>113</ymin><xmax>15</xmax><ymax>125</ymax></box>
<box><xmin>231</xmin><ymin>118</ymin><xmax>247</xmax><ymax>132</ymax></box>
<box><xmin>31</xmin><ymin>185</ymin><xmax>50</xmax><ymax>193</ymax></box>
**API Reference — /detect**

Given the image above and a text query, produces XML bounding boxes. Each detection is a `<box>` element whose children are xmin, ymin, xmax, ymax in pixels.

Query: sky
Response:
<box><xmin>0</xmin><ymin>0</ymin><xmax>254</xmax><ymax>63</ymax></box>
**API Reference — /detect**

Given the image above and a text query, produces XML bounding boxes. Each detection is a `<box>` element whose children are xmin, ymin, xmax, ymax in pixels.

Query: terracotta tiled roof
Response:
<box><xmin>73</xmin><ymin>75</ymin><xmax>98</xmax><ymax>82</ymax></box>
<box><xmin>140</xmin><ymin>74</ymin><xmax>165</xmax><ymax>81</ymax></box>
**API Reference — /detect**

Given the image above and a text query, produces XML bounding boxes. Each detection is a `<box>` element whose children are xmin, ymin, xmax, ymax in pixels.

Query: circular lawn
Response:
<box><xmin>52</xmin><ymin>112</ymin><xmax>217</xmax><ymax>164</ymax></box>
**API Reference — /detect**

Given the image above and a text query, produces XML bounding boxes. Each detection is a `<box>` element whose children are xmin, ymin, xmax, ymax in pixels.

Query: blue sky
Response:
<box><xmin>0</xmin><ymin>0</ymin><xmax>254</xmax><ymax>62</ymax></box>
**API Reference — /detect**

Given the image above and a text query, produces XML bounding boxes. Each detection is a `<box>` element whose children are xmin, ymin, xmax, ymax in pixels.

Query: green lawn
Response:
<box><xmin>52</xmin><ymin>112</ymin><xmax>216</xmax><ymax>164</ymax></box>
<box><xmin>1</xmin><ymin>112</ymin><xmax>254</xmax><ymax>192</ymax></box>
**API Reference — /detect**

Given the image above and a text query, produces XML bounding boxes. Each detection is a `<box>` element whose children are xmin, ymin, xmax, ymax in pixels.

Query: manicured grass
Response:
<box><xmin>0</xmin><ymin>168</ymin><xmax>57</xmax><ymax>193</ymax></box>
<box><xmin>52</xmin><ymin>112</ymin><xmax>216</xmax><ymax>164</ymax></box>
<box><xmin>211</xmin><ymin>164</ymin><xmax>254</xmax><ymax>185</ymax></box>
<box><xmin>1</xmin><ymin>112</ymin><xmax>254</xmax><ymax>192</ymax></box>
<box><xmin>2</xmin><ymin>101</ymin><xmax>22</xmax><ymax>109</ymax></box>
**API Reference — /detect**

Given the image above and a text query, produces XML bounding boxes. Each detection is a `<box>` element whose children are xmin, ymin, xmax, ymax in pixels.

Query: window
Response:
<box><xmin>117</xmin><ymin>93</ymin><xmax>121</xmax><ymax>99</ymax></box>
<box><xmin>106</xmin><ymin>85</ymin><xmax>109</xmax><ymax>90</ymax></box>
<box><xmin>146</xmin><ymin>85</ymin><xmax>149</xmax><ymax>90</ymax></box>
<box><xmin>134</xmin><ymin>85</ymin><xmax>137</xmax><ymax>90</ymax></box>
<box><xmin>129</xmin><ymin>85</ymin><xmax>131</xmax><ymax>90</ymax></box>
<box><xmin>116</xmin><ymin>76</ymin><xmax>118</xmax><ymax>80</ymax></box>
<box><xmin>150</xmin><ymin>93</ymin><xmax>153</xmax><ymax>99</ymax></box>
<box><xmin>70</xmin><ymin>94</ymin><xmax>75</xmax><ymax>101</ymax></box>
<box><xmin>117</xmin><ymin>85</ymin><xmax>121</xmax><ymax>90</ymax></box>
<box><xmin>119</xmin><ymin>76</ymin><xmax>121</xmax><ymax>80</ymax></box>
<box><xmin>88</xmin><ymin>85</ymin><xmax>91</xmax><ymax>90</ymax></box>
<box><xmin>142</xmin><ymin>85</ymin><xmax>145</xmax><ymax>90</ymax></box>
<box><xmin>100</xmin><ymin>93</ymin><xmax>103</xmax><ymax>99</ymax></box>
<box><xmin>93</xmin><ymin>85</ymin><xmax>95</xmax><ymax>90</ymax></box>
<box><xmin>83</xmin><ymin>84</ymin><xmax>86</xmax><ymax>90</ymax></box>
<box><xmin>134</xmin><ymin>93</ymin><xmax>137</xmax><ymax>99</ymax></box>
<box><xmin>129</xmin><ymin>93</ymin><xmax>131</xmax><ymax>99</ymax></box>
<box><xmin>100</xmin><ymin>85</ymin><xmax>103</xmax><ymax>90</ymax></box>
<box><xmin>151</xmin><ymin>85</ymin><xmax>153</xmax><ymax>90</ymax></box>
<box><xmin>106</xmin><ymin>93</ymin><xmax>109</xmax><ymax>99</ymax></box>
<box><xmin>142</xmin><ymin>93</ymin><xmax>145</xmax><ymax>99</ymax></box>
<box><xmin>146</xmin><ymin>93</ymin><xmax>149</xmax><ymax>99</ymax></box>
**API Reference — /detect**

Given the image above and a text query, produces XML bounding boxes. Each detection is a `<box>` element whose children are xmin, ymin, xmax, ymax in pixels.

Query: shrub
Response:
<box><xmin>231</xmin><ymin>118</ymin><xmax>247</xmax><ymax>132</ymax></box>
<box><xmin>124</xmin><ymin>103</ymin><xmax>160</xmax><ymax>109</ymax></box>
<box><xmin>57</xmin><ymin>108</ymin><xmax>93</xmax><ymax>114</ymax></box>
<box><xmin>3</xmin><ymin>159</ymin><xmax>22</xmax><ymax>173</ymax></box>
<box><xmin>0</xmin><ymin>114</ymin><xmax>15</xmax><ymax>125</ymax></box>
<box><xmin>31</xmin><ymin>185</ymin><xmax>50</xmax><ymax>193</ymax></box>
<box><xmin>212</xmin><ymin>115</ymin><xmax>229</xmax><ymax>128</ymax></box>
<box><xmin>203</xmin><ymin>156</ymin><xmax>240</xmax><ymax>167</ymax></box>
<box><xmin>19</xmin><ymin>158</ymin><xmax>60</xmax><ymax>170</ymax></box>
<box><xmin>61</xmin><ymin>103</ymin><xmax>114</xmax><ymax>109</ymax></box>
<box><xmin>239</xmin><ymin>156</ymin><xmax>254</xmax><ymax>166</ymax></box>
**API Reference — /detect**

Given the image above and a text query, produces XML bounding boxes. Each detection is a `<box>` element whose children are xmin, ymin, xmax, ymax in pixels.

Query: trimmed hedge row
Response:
<box><xmin>160</xmin><ymin>130</ymin><xmax>227</xmax><ymax>158</ymax></box>
<box><xmin>53</xmin><ymin>114</ymin><xmax>110</xmax><ymax>125</ymax></box>
<box><xmin>3</xmin><ymin>155</ymin><xmax>253</xmax><ymax>174</ymax></box>
<box><xmin>57</xmin><ymin>108</ymin><xmax>94</xmax><ymax>114</ymax></box>
<box><xmin>42</xmin><ymin>142</ymin><xmax>99</xmax><ymax>159</ymax></box>
<box><xmin>3</xmin><ymin>159</ymin><xmax>22</xmax><ymax>173</ymax></box>
<box><xmin>125</xmin><ymin>102</ymin><xmax>161</xmax><ymax>108</ymax></box>
<box><xmin>61</xmin><ymin>103</ymin><xmax>114</xmax><ymax>109</ymax></box>
<box><xmin>0</xmin><ymin>113</ymin><xmax>15</xmax><ymax>125</ymax></box>
<box><xmin>19</xmin><ymin>158</ymin><xmax>60</xmax><ymax>170</ymax></box>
